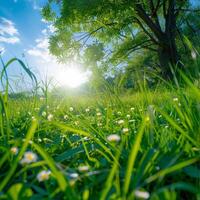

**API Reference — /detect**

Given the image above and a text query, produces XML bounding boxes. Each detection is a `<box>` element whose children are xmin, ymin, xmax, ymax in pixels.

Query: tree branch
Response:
<box><xmin>135</xmin><ymin>18</ymin><xmax>159</xmax><ymax>44</ymax></box>
<box><xmin>150</xmin><ymin>0</ymin><xmax>162</xmax><ymax>31</ymax></box>
<box><xmin>126</xmin><ymin>40</ymin><xmax>156</xmax><ymax>56</ymax></box>
<box><xmin>126</xmin><ymin>39</ymin><xmax>153</xmax><ymax>52</ymax></box>
<box><xmin>134</xmin><ymin>3</ymin><xmax>164</xmax><ymax>41</ymax></box>
<box><xmin>163</xmin><ymin>0</ymin><xmax>167</xmax><ymax>18</ymax></box>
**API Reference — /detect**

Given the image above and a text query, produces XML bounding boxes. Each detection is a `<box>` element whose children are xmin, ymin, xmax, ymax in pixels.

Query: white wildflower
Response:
<box><xmin>69</xmin><ymin>107</ymin><xmax>74</xmax><ymax>112</ymax></box>
<box><xmin>107</xmin><ymin>134</ymin><xmax>121</xmax><ymax>142</ymax></box>
<box><xmin>96</xmin><ymin>112</ymin><xmax>101</xmax><ymax>117</ymax></box>
<box><xmin>191</xmin><ymin>50</ymin><xmax>197</xmax><ymax>60</ymax></box>
<box><xmin>85</xmin><ymin>108</ymin><xmax>90</xmax><ymax>112</ymax></box>
<box><xmin>20</xmin><ymin>151</ymin><xmax>37</xmax><ymax>165</ymax></box>
<box><xmin>117</xmin><ymin>111</ymin><xmax>122</xmax><ymax>115</ymax></box>
<box><xmin>42</xmin><ymin>111</ymin><xmax>46</xmax><ymax>117</ymax></box>
<box><xmin>122</xmin><ymin>128</ymin><xmax>129</xmax><ymax>133</ymax></box>
<box><xmin>10</xmin><ymin>147</ymin><xmax>18</xmax><ymax>155</ymax></box>
<box><xmin>173</xmin><ymin>97</ymin><xmax>178</xmax><ymax>102</ymax></box>
<box><xmin>126</xmin><ymin>114</ymin><xmax>131</xmax><ymax>119</ymax></box>
<box><xmin>130</xmin><ymin>107</ymin><xmax>135</xmax><ymax>111</ymax></box>
<box><xmin>47</xmin><ymin>114</ymin><xmax>53</xmax><ymax>121</ymax></box>
<box><xmin>32</xmin><ymin>116</ymin><xmax>36</xmax><ymax>121</ymax></box>
<box><xmin>78</xmin><ymin>165</ymin><xmax>89</xmax><ymax>172</ymax></box>
<box><xmin>134</xmin><ymin>190</ymin><xmax>150</xmax><ymax>199</ymax></box>
<box><xmin>69</xmin><ymin>173</ymin><xmax>79</xmax><ymax>179</ymax></box>
<box><xmin>97</xmin><ymin>122</ymin><xmax>102</xmax><ymax>127</ymax></box>
<box><xmin>64</xmin><ymin>115</ymin><xmax>68</xmax><ymax>120</ymax></box>
<box><xmin>118</xmin><ymin>119</ymin><xmax>124</xmax><ymax>125</ymax></box>
<box><xmin>37</xmin><ymin>170</ymin><xmax>51</xmax><ymax>182</ymax></box>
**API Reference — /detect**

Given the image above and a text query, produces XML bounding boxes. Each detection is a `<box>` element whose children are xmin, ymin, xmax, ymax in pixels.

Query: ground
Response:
<box><xmin>0</xmin><ymin>86</ymin><xmax>199</xmax><ymax>200</ymax></box>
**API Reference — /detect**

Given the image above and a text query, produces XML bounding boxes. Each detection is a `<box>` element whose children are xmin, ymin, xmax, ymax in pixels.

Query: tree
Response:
<box><xmin>42</xmin><ymin>0</ymin><xmax>200</xmax><ymax>79</ymax></box>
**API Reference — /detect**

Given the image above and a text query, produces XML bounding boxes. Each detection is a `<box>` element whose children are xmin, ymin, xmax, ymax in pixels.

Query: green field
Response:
<box><xmin>0</xmin><ymin>80</ymin><xmax>199</xmax><ymax>200</ymax></box>
<box><xmin>1</xmin><ymin>1</ymin><xmax>200</xmax><ymax>199</ymax></box>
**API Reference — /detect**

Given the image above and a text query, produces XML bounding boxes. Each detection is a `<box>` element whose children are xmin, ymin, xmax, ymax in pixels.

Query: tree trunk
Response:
<box><xmin>134</xmin><ymin>0</ymin><xmax>185</xmax><ymax>80</ymax></box>
<box><xmin>158</xmin><ymin>35</ymin><xmax>180</xmax><ymax>79</ymax></box>
<box><xmin>158</xmin><ymin>0</ymin><xmax>182</xmax><ymax>80</ymax></box>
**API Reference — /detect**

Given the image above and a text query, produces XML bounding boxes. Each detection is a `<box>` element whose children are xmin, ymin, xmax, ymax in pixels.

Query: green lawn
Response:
<box><xmin>0</xmin><ymin>84</ymin><xmax>200</xmax><ymax>200</ymax></box>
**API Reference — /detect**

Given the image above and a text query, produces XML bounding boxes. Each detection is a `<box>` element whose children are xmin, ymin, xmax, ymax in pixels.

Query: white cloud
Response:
<box><xmin>27</xmin><ymin>37</ymin><xmax>53</xmax><ymax>62</ymax></box>
<box><xmin>27</xmin><ymin>24</ymin><xmax>57</xmax><ymax>63</ymax></box>
<box><xmin>0</xmin><ymin>17</ymin><xmax>20</xmax><ymax>44</ymax></box>
<box><xmin>36</xmin><ymin>38</ymin><xmax>49</xmax><ymax>49</ymax></box>
<box><xmin>41</xmin><ymin>28</ymin><xmax>47</xmax><ymax>35</ymax></box>
<box><xmin>0</xmin><ymin>17</ymin><xmax>19</xmax><ymax>36</ymax></box>
<box><xmin>0</xmin><ymin>36</ymin><xmax>20</xmax><ymax>44</ymax></box>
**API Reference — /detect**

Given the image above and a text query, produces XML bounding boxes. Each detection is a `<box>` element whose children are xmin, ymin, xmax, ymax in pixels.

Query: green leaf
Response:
<box><xmin>123</xmin><ymin>119</ymin><xmax>146</xmax><ymax>197</ymax></box>
<box><xmin>145</xmin><ymin>158</ymin><xmax>199</xmax><ymax>184</ymax></box>
<box><xmin>183</xmin><ymin>165</ymin><xmax>200</xmax><ymax>178</ymax></box>
<box><xmin>7</xmin><ymin>183</ymin><xmax>33</xmax><ymax>200</ymax></box>
<box><xmin>55</xmin><ymin>144</ymin><xmax>86</xmax><ymax>162</ymax></box>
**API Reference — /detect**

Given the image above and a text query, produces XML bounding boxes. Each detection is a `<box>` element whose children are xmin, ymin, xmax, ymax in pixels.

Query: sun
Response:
<box><xmin>55</xmin><ymin>64</ymin><xmax>90</xmax><ymax>88</ymax></box>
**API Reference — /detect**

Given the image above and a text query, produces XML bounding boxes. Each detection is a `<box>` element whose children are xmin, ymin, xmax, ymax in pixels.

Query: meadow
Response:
<box><xmin>1</xmin><ymin>0</ymin><xmax>200</xmax><ymax>199</ymax></box>
<box><xmin>0</xmin><ymin>73</ymin><xmax>200</xmax><ymax>200</ymax></box>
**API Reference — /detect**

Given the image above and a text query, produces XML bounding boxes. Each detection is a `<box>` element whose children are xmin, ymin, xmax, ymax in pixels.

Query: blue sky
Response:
<box><xmin>0</xmin><ymin>0</ymin><xmax>68</xmax><ymax>91</ymax></box>
<box><xmin>0</xmin><ymin>0</ymin><xmax>90</xmax><ymax>91</ymax></box>
<box><xmin>0</xmin><ymin>0</ymin><xmax>47</xmax><ymax>59</ymax></box>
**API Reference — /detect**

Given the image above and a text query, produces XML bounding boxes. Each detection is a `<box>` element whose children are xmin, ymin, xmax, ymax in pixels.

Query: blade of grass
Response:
<box><xmin>123</xmin><ymin>119</ymin><xmax>146</xmax><ymax>197</ymax></box>
<box><xmin>156</xmin><ymin>107</ymin><xmax>199</xmax><ymax>147</ymax></box>
<box><xmin>53</xmin><ymin>122</ymin><xmax>118</xmax><ymax>163</ymax></box>
<box><xmin>100</xmin><ymin>143</ymin><xmax>123</xmax><ymax>200</ymax></box>
<box><xmin>144</xmin><ymin>157</ymin><xmax>199</xmax><ymax>184</ymax></box>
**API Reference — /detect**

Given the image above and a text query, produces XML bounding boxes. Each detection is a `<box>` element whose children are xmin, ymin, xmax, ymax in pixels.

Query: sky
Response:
<box><xmin>0</xmin><ymin>0</ymin><xmax>89</xmax><ymax>91</ymax></box>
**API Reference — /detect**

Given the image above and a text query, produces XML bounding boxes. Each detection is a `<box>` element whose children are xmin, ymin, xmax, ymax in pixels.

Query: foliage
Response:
<box><xmin>42</xmin><ymin>0</ymin><xmax>200</xmax><ymax>79</ymax></box>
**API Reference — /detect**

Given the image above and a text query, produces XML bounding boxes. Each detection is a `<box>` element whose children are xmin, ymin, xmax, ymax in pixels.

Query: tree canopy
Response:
<box><xmin>42</xmin><ymin>0</ymin><xmax>200</xmax><ymax>80</ymax></box>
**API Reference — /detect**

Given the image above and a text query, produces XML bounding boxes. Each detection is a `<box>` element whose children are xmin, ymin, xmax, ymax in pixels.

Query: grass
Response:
<box><xmin>0</xmin><ymin>85</ymin><xmax>199</xmax><ymax>200</ymax></box>
<box><xmin>0</xmin><ymin>58</ymin><xmax>200</xmax><ymax>199</ymax></box>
